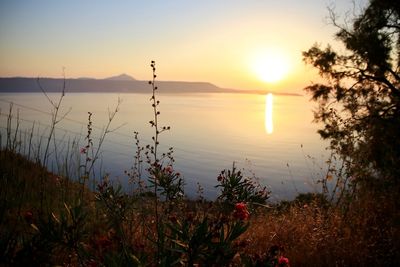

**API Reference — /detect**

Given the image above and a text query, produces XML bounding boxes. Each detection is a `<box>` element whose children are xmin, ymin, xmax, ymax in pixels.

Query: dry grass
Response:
<box><xmin>241</xmin><ymin>196</ymin><xmax>400</xmax><ymax>266</ymax></box>
<box><xmin>1</xmin><ymin>149</ymin><xmax>399</xmax><ymax>266</ymax></box>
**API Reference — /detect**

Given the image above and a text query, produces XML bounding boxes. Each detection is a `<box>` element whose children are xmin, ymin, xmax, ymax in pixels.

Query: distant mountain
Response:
<box><xmin>0</xmin><ymin>77</ymin><xmax>225</xmax><ymax>94</ymax></box>
<box><xmin>0</xmin><ymin>76</ymin><xmax>301</xmax><ymax>95</ymax></box>
<box><xmin>105</xmin><ymin>73</ymin><xmax>135</xmax><ymax>81</ymax></box>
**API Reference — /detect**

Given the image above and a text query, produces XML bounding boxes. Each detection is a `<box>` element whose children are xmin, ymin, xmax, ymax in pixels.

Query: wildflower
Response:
<box><xmin>277</xmin><ymin>256</ymin><xmax>290</xmax><ymax>267</ymax></box>
<box><xmin>233</xmin><ymin>202</ymin><xmax>250</xmax><ymax>220</ymax></box>
<box><xmin>165</xmin><ymin>165</ymin><xmax>173</xmax><ymax>174</ymax></box>
<box><xmin>235</xmin><ymin>202</ymin><xmax>246</xmax><ymax>210</ymax></box>
<box><xmin>80</xmin><ymin>147</ymin><xmax>87</xmax><ymax>154</ymax></box>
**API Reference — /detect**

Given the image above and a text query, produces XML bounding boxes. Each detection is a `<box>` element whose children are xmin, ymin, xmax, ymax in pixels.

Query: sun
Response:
<box><xmin>251</xmin><ymin>50</ymin><xmax>290</xmax><ymax>83</ymax></box>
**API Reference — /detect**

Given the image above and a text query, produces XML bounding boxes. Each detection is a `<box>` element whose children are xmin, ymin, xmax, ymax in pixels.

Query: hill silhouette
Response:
<box><xmin>0</xmin><ymin>77</ymin><xmax>224</xmax><ymax>93</ymax></box>
<box><xmin>0</xmin><ymin>76</ymin><xmax>301</xmax><ymax>95</ymax></box>
<box><xmin>105</xmin><ymin>73</ymin><xmax>136</xmax><ymax>81</ymax></box>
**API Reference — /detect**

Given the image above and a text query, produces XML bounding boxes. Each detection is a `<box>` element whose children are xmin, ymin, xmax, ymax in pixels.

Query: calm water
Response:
<box><xmin>0</xmin><ymin>92</ymin><xmax>328</xmax><ymax>200</ymax></box>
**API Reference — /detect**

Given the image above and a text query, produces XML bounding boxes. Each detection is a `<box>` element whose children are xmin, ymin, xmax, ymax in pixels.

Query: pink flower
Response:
<box><xmin>235</xmin><ymin>202</ymin><xmax>246</xmax><ymax>210</ymax></box>
<box><xmin>233</xmin><ymin>202</ymin><xmax>250</xmax><ymax>220</ymax></box>
<box><xmin>277</xmin><ymin>256</ymin><xmax>290</xmax><ymax>267</ymax></box>
<box><xmin>164</xmin><ymin>165</ymin><xmax>173</xmax><ymax>174</ymax></box>
<box><xmin>80</xmin><ymin>147</ymin><xmax>87</xmax><ymax>154</ymax></box>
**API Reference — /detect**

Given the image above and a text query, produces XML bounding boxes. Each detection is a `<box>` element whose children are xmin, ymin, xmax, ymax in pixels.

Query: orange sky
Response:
<box><xmin>0</xmin><ymin>0</ymin><xmax>368</xmax><ymax>93</ymax></box>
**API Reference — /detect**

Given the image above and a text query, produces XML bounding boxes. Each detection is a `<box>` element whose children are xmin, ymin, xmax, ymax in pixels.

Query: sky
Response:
<box><xmin>0</xmin><ymin>0</ymin><xmax>368</xmax><ymax>93</ymax></box>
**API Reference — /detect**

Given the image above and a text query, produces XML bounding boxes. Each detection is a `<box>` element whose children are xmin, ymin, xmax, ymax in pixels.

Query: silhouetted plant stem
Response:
<box><xmin>131</xmin><ymin>131</ymin><xmax>146</xmax><ymax>237</ymax></box>
<box><xmin>81</xmin><ymin>111</ymin><xmax>93</xmax><ymax>198</ymax></box>
<box><xmin>37</xmin><ymin>73</ymin><xmax>70</xmax><ymax>167</ymax></box>
<box><xmin>27</xmin><ymin>122</ymin><xmax>35</xmax><ymax>160</ymax></box>
<box><xmin>6</xmin><ymin>103</ymin><xmax>13</xmax><ymax>151</ymax></box>
<box><xmin>37</xmin><ymin>72</ymin><xmax>70</xmax><ymax>214</ymax></box>
<box><xmin>80</xmin><ymin>99</ymin><xmax>122</xmax><ymax>199</ymax></box>
<box><xmin>149</xmin><ymin>61</ymin><xmax>161</xmax><ymax>261</ymax></box>
<box><xmin>11</xmin><ymin>110</ymin><xmax>20</xmax><ymax>152</ymax></box>
<box><xmin>87</xmin><ymin>99</ymin><xmax>122</xmax><ymax>182</ymax></box>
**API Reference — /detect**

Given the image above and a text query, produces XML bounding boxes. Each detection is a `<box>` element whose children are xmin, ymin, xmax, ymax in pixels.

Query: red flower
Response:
<box><xmin>235</xmin><ymin>202</ymin><xmax>246</xmax><ymax>210</ymax></box>
<box><xmin>233</xmin><ymin>202</ymin><xmax>250</xmax><ymax>220</ymax></box>
<box><xmin>277</xmin><ymin>256</ymin><xmax>290</xmax><ymax>267</ymax></box>
<box><xmin>80</xmin><ymin>147</ymin><xmax>87</xmax><ymax>154</ymax></box>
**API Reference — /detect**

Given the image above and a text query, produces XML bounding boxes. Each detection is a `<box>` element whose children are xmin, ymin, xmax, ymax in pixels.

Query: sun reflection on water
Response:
<box><xmin>265</xmin><ymin>93</ymin><xmax>273</xmax><ymax>134</ymax></box>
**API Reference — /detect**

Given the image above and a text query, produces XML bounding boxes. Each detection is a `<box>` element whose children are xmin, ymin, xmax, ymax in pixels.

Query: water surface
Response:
<box><xmin>0</xmin><ymin>92</ymin><xmax>328</xmax><ymax>200</ymax></box>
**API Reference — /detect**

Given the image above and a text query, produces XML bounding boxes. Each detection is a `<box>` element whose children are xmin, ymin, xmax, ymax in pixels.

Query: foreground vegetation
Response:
<box><xmin>1</xmin><ymin>1</ymin><xmax>400</xmax><ymax>265</ymax></box>
<box><xmin>1</xmin><ymin>147</ymin><xmax>399</xmax><ymax>266</ymax></box>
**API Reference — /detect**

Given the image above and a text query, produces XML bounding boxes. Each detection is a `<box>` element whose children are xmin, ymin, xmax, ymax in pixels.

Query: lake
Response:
<box><xmin>0</xmin><ymin>92</ymin><xmax>328</xmax><ymax>201</ymax></box>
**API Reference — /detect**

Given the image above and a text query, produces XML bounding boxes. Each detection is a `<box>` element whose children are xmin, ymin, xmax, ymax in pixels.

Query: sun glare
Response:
<box><xmin>252</xmin><ymin>50</ymin><xmax>290</xmax><ymax>83</ymax></box>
